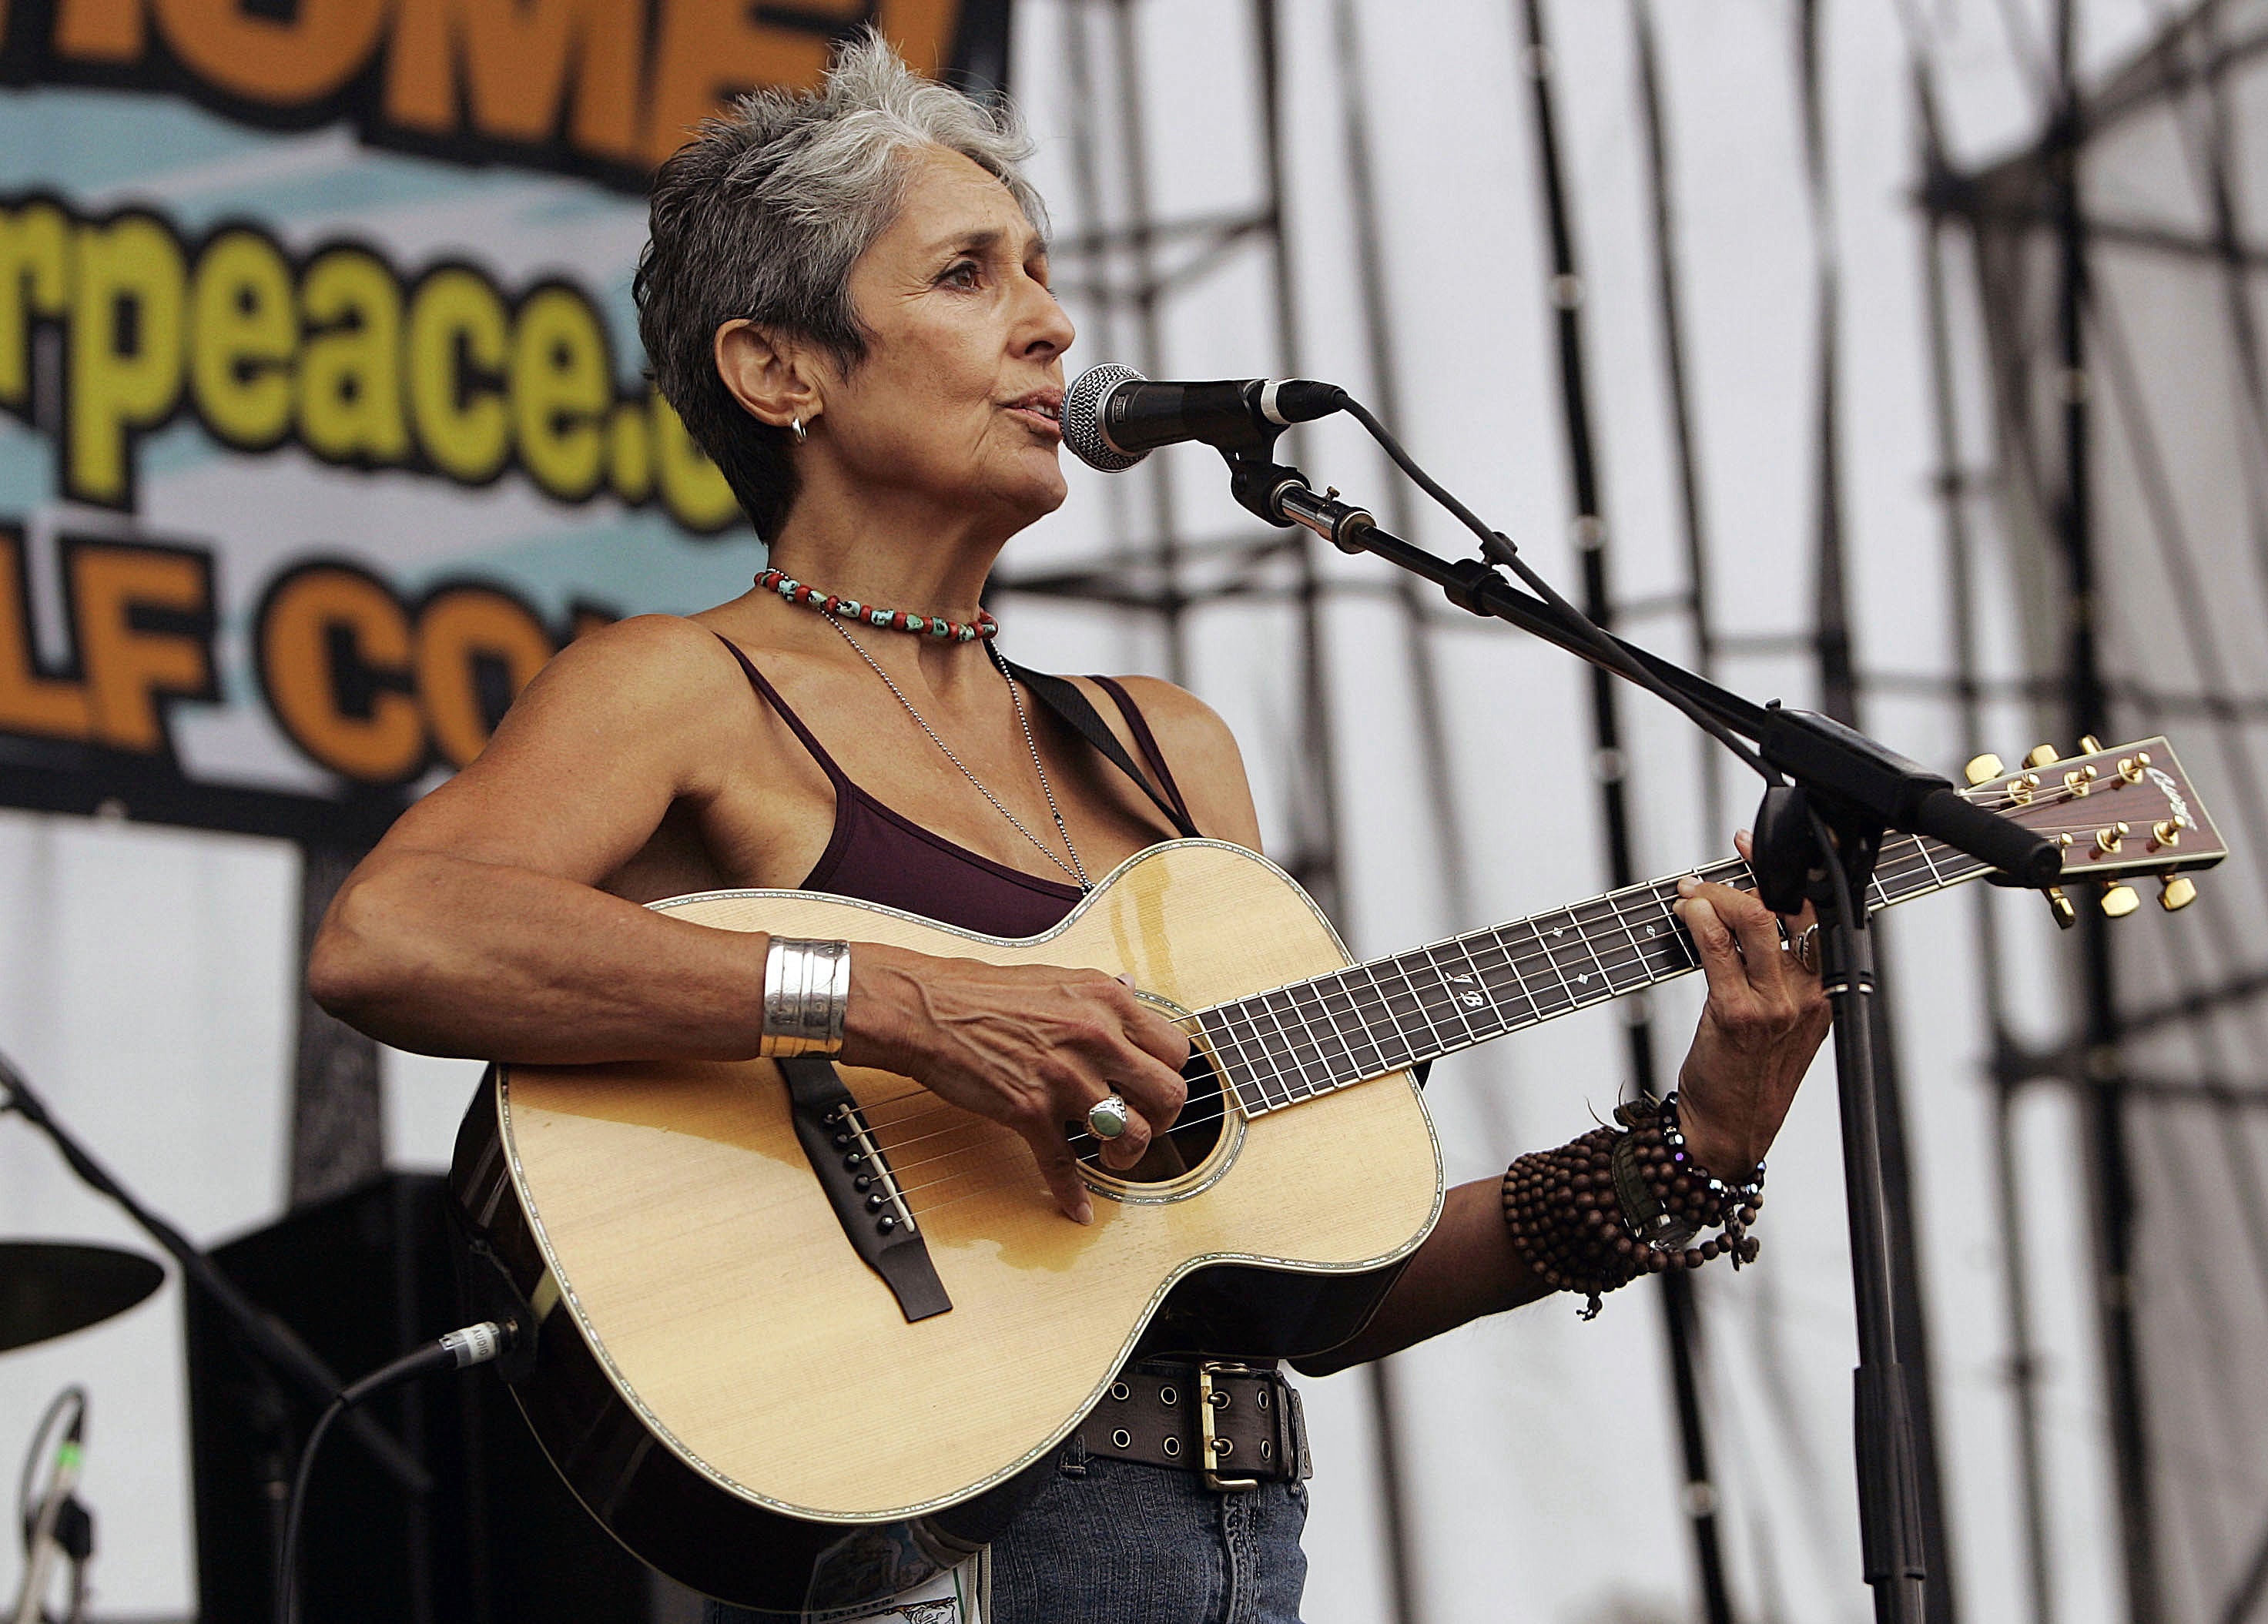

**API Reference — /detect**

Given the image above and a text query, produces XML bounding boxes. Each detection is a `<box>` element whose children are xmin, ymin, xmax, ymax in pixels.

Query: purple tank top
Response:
<box><xmin>715</xmin><ymin>638</ymin><xmax>1198</xmax><ymax>938</ymax></box>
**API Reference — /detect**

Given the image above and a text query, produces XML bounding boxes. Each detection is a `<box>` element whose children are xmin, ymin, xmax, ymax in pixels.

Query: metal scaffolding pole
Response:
<box><xmin>1316</xmin><ymin>3</ymin><xmax>1449</xmax><ymax>1616</ymax></box>
<box><xmin>1629</xmin><ymin>0</ymin><xmax>1724</xmax><ymax>843</ymax></box>
<box><xmin>1105</xmin><ymin>0</ymin><xmax>1187</xmax><ymax>683</ymax></box>
<box><xmin>2047</xmin><ymin>4</ymin><xmax>2162</xmax><ymax>1617</ymax></box>
<box><xmin>1512</xmin><ymin>3</ymin><xmax>1737</xmax><ymax>1618</ymax></box>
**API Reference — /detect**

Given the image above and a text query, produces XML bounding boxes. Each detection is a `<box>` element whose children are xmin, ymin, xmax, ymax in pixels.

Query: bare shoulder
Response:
<box><xmin>374</xmin><ymin>613</ymin><xmax>761</xmax><ymax>878</ymax></box>
<box><xmin>516</xmin><ymin>611</ymin><xmax>742</xmax><ymax>711</ymax></box>
<box><xmin>1085</xmin><ymin>673</ymin><xmax>1263</xmax><ymax>852</ymax></box>
<box><xmin>477</xmin><ymin>612</ymin><xmax>760</xmax><ymax>759</ymax></box>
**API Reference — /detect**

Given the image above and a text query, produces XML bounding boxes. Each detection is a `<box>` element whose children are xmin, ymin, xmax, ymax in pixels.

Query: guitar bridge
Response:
<box><xmin>779</xmin><ymin>1058</ymin><xmax>951</xmax><ymax>1322</ymax></box>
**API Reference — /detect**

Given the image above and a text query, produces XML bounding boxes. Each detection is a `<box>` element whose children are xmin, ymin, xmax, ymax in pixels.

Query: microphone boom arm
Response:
<box><xmin>1226</xmin><ymin>448</ymin><xmax>2059</xmax><ymax>887</ymax></box>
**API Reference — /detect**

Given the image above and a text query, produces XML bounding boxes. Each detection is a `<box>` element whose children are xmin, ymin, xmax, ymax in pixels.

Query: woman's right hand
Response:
<box><xmin>838</xmin><ymin>944</ymin><xmax>1192</xmax><ymax>1223</ymax></box>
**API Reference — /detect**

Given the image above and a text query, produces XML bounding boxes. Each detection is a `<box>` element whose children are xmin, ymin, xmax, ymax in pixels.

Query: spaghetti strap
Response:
<box><xmin>712</xmin><ymin>633</ymin><xmax>852</xmax><ymax>787</ymax></box>
<box><xmin>1089</xmin><ymin>675</ymin><xmax>1198</xmax><ymax>835</ymax></box>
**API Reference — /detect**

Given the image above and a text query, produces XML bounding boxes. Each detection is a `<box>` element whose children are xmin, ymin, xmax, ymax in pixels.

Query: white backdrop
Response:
<box><xmin>0</xmin><ymin>2</ymin><xmax>2193</xmax><ymax>1620</ymax></box>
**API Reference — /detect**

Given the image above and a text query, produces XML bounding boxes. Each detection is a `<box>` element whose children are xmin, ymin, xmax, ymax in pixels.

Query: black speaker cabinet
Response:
<box><xmin>184</xmin><ymin>1173</ymin><xmax>696</xmax><ymax>1623</ymax></box>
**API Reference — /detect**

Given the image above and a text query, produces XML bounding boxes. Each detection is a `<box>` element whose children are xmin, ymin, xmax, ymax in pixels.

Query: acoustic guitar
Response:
<box><xmin>448</xmin><ymin>737</ymin><xmax>2224</xmax><ymax>1614</ymax></box>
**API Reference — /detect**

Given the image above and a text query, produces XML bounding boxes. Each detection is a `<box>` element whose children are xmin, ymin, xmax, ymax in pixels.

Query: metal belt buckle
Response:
<box><xmin>1197</xmin><ymin>1361</ymin><xmax>1264</xmax><ymax>1492</ymax></box>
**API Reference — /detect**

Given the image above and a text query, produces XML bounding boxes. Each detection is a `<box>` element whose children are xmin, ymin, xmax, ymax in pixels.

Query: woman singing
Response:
<box><xmin>310</xmin><ymin>31</ymin><xmax>1828</xmax><ymax>1624</ymax></box>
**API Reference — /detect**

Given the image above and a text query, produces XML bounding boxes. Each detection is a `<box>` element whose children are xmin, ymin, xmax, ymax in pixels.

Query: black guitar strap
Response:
<box><xmin>999</xmin><ymin>659</ymin><xmax>1202</xmax><ymax>841</ymax></box>
<box><xmin>1006</xmin><ymin>661</ymin><xmax>1425</xmax><ymax>1087</ymax></box>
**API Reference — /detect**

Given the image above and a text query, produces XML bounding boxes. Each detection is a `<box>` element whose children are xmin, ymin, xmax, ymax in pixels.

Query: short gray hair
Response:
<box><xmin>635</xmin><ymin>29</ymin><xmax>1049</xmax><ymax>540</ymax></box>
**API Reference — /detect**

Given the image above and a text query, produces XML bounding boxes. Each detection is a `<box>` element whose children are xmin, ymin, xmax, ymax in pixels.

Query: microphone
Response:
<box><xmin>1061</xmin><ymin>365</ymin><xmax>1347</xmax><ymax>470</ymax></box>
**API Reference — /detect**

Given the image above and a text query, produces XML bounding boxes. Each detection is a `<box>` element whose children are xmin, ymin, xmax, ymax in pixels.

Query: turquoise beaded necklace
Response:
<box><xmin>754</xmin><ymin>568</ymin><xmax>997</xmax><ymax>645</ymax></box>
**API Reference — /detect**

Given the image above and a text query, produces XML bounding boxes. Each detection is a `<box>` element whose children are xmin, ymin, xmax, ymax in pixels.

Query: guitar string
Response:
<box><xmin>879</xmin><ymin>830</ymin><xmax>2122</xmax><ymax>1224</ymax></box>
<box><xmin>896</xmin><ymin>868</ymin><xmax>1827</xmax><ymax>1223</ymax></box>
<box><xmin>853</xmin><ymin>792</ymin><xmax>2135</xmax><ymax>1190</ymax></box>
<box><xmin>879</xmin><ymin>845</ymin><xmax>1941</xmax><ymax>1188</ymax></box>
<box><xmin>831</xmin><ymin>779</ymin><xmax>2152</xmax><ymax>1187</ymax></box>
<box><xmin>878</xmin><ymin>874</ymin><xmax>1755</xmax><ymax>1197</ymax></box>
<box><xmin>854</xmin><ymin>839</ymin><xmax>1867</xmax><ymax>1133</ymax></box>
<box><xmin>917</xmin><ymin>847</ymin><xmax>2176</xmax><ymax>1204</ymax></box>
<box><xmin>840</xmin><ymin>774</ymin><xmax>2069</xmax><ymax>1131</ymax></box>
<box><xmin>1110</xmin><ymin>803</ymin><xmax>2060</xmax><ymax>1130</ymax></box>
<box><xmin>873</xmin><ymin>806</ymin><xmax>2138</xmax><ymax>1199</ymax></box>
<box><xmin>844</xmin><ymin>801</ymin><xmax>2012</xmax><ymax>1143</ymax></box>
<box><xmin>863</xmin><ymin>858</ymin><xmax>1750</xmax><ymax>1167</ymax></box>
<box><xmin>886</xmin><ymin>808</ymin><xmax>2151</xmax><ymax>1222</ymax></box>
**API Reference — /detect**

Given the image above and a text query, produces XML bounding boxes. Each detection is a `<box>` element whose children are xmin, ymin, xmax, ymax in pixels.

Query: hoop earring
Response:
<box><xmin>789</xmin><ymin>415</ymin><xmax>808</xmax><ymax>445</ymax></box>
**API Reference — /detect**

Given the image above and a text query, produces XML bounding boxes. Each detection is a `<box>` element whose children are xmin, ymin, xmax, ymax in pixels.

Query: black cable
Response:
<box><xmin>273</xmin><ymin>1321</ymin><xmax>514</xmax><ymax>1624</ymax></box>
<box><xmin>1335</xmin><ymin>395</ymin><xmax>1777</xmax><ymax>784</ymax></box>
<box><xmin>1806</xmin><ymin>802</ymin><xmax>1863</xmax><ymax>933</ymax></box>
<box><xmin>276</xmin><ymin>1396</ymin><xmax>347</xmax><ymax>1624</ymax></box>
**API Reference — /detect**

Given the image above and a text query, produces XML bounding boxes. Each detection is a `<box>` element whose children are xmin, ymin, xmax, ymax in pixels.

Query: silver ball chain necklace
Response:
<box><xmin>819</xmin><ymin>614</ymin><xmax>1093</xmax><ymax>892</ymax></box>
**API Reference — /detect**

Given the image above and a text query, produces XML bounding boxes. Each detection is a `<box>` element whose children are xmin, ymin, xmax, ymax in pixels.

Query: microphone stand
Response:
<box><xmin>1220</xmin><ymin>446</ymin><xmax>2060</xmax><ymax>1624</ymax></box>
<box><xmin>0</xmin><ymin>1054</ymin><xmax>433</xmax><ymax>1504</ymax></box>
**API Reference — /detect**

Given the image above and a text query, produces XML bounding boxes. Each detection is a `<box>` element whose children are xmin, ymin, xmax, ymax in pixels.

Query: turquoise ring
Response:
<box><xmin>1087</xmin><ymin>1093</ymin><xmax>1132</xmax><ymax>1141</ymax></box>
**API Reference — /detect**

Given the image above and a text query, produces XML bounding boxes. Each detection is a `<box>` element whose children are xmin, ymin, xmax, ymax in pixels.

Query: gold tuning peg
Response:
<box><xmin>2044</xmin><ymin>886</ymin><xmax>2078</xmax><ymax>929</ymax></box>
<box><xmin>2159</xmin><ymin>875</ymin><xmax>2198</xmax><ymax>912</ymax></box>
<box><xmin>2025</xmin><ymin>744</ymin><xmax>2062</xmax><ymax>768</ymax></box>
<box><xmin>2099</xmin><ymin>880</ymin><xmax>2141</xmax><ymax>918</ymax></box>
<box><xmin>2079</xmin><ymin>734</ymin><xmax>2105</xmax><ymax>754</ymax></box>
<box><xmin>1964</xmin><ymin>753</ymin><xmax>2006</xmax><ymax>786</ymax></box>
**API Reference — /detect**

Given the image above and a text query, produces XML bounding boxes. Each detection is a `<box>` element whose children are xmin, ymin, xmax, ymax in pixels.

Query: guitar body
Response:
<box><xmin>449</xmin><ymin>839</ymin><xmax>1443</xmax><ymax>1612</ymax></box>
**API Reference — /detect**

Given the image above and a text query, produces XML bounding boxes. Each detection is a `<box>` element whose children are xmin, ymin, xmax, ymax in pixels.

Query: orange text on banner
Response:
<box><xmin>31</xmin><ymin>0</ymin><xmax>963</xmax><ymax>173</ymax></box>
<box><xmin>255</xmin><ymin>561</ymin><xmax>613</xmax><ymax>783</ymax></box>
<box><xmin>0</xmin><ymin>525</ymin><xmax>216</xmax><ymax>756</ymax></box>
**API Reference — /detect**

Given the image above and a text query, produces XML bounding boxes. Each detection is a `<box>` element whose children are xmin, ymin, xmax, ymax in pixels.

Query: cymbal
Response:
<box><xmin>0</xmin><ymin>1241</ymin><xmax>164</xmax><ymax>1354</ymax></box>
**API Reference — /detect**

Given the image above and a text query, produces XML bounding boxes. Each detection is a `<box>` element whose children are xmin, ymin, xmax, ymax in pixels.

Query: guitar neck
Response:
<box><xmin>1197</xmin><ymin>829</ymin><xmax>1987</xmax><ymax>1113</ymax></box>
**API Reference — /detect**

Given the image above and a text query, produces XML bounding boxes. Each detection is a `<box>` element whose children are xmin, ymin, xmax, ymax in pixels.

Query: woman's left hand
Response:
<box><xmin>1670</xmin><ymin>830</ymin><xmax>1834</xmax><ymax>1179</ymax></box>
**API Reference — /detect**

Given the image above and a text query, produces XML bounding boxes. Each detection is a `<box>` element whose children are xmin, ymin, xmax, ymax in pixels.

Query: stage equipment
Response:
<box><xmin>1060</xmin><ymin>364</ymin><xmax>1346</xmax><ymax>470</ymax></box>
<box><xmin>0</xmin><ymin>1053</ymin><xmax>428</xmax><ymax>1502</ymax></box>
<box><xmin>0</xmin><ymin>1244</ymin><xmax>160</xmax><ymax>1354</ymax></box>
<box><xmin>274</xmin><ymin>1318</ymin><xmax>516</xmax><ymax>1624</ymax></box>
<box><xmin>1171</xmin><ymin>395</ymin><xmax>2221</xmax><ymax>1624</ymax></box>
<box><xmin>11</xmin><ymin>1387</ymin><xmax>88</xmax><ymax>1624</ymax></box>
<box><xmin>185</xmin><ymin>1173</ymin><xmax>663</xmax><ymax>1624</ymax></box>
<box><xmin>445</xmin><ymin>746</ymin><xmax>2214</xmax><ymax>1616</ymax></box>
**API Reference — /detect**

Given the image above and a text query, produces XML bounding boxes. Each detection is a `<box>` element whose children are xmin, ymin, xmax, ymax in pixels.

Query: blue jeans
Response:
<box><xmin>705</xmin><ymin>1431</ymin><xmax>1311</xmax><ymax>1624</ymax></box>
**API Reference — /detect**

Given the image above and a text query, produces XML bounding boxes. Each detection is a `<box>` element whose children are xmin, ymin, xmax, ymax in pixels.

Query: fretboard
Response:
<box><xmin>1197</xmin><ymin>828</ymin><xmax>1987</xmax><ymax>1113</ymax></box>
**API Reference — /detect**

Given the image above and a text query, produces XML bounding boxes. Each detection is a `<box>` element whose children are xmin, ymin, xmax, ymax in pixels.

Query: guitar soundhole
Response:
<box><xmin>1076</xmin><ymin>1045</ymin><xmax>1228</xmax><ymax>1185</ymax></box>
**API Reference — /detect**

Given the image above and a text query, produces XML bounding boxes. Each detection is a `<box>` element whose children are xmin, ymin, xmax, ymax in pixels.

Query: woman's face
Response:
<box><xmin>818</xmin><ymin>145</ymin><xmax>1076</xmax><ymax>531</ymax></box>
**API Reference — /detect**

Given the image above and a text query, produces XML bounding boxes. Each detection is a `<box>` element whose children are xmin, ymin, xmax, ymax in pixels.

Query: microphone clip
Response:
<box><xmin>1220</xmin><ymin>447</ymin><xmax>1379</xmax><ymax>555</ymax></box>
<box><xmin>1221</xmin><ymin>445</ymin><xmax>1302</xmax><ymax>527</ymax></box>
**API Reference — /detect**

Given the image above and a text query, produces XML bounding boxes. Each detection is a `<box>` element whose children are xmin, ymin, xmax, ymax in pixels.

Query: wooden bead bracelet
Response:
<box><xmin>1500</xmin><ymin>1092</ymin><xmax>1764</xmax><ymax>1319</ymax></box>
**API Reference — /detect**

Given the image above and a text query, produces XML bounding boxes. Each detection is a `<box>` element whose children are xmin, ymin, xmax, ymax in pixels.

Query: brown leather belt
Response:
<box><xmin>1075</xmin><ymin>1359</ymin><xmax>1312</xmax><ymax>1490</ymax></box>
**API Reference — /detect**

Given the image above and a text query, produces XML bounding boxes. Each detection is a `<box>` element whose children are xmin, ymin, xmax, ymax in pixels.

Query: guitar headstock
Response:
<box><xmin>1958</xmin><ymin>736</ymin><xmax>2226</xmax><ymax>925</ymax></box>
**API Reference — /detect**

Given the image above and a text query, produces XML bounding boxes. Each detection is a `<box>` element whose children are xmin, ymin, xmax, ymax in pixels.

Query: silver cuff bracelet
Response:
<box><xmin>759</xmin><ymin>937</ymin><xmax>851</xmax><ymax>1059</ymax></box>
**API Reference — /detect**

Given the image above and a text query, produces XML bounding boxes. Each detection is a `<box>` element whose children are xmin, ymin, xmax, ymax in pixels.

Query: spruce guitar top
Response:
<box><xmin>448</xmin><ymin>738</ymin><xmax>2224</xmax><ymax>1614</ymax></box>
